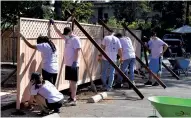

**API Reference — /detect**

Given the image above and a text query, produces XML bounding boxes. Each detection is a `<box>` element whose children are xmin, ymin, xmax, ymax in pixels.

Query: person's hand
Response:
<box><xmin>160</xmin><ymin>52</ymin><xmax>164</xmax><ymax>57</ymax></box>
<box><xmin>49</xmin><ymin>19</ymin><xmax>54</xmax><ymax>25</ymax></box>
<box><xmin>119</xmin><ymin>58</ymin><xmax>124</xmax><ymax>64</ymax></box>
<box><xmin>71</xmin><ymin>61</ymin><xmax>78</xmax><ymax>69</ymax></box>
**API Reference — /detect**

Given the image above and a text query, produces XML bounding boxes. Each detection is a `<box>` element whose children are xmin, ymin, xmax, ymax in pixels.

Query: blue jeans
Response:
<box><xmin>118</xmin><ymin>58</ymin><xmax>136</xmax><ymax>83</ymax></box>
<box><xmin>101</xmin><ymin>60</ymin><xmax>115</xmax><ymax>89</ymax></box>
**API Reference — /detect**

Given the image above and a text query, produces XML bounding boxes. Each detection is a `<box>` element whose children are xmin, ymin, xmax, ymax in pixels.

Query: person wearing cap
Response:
<box><xmin>19</xmin><ymin>32</ymin><xmax>58</xmax><ymax>85</ymax></box>
<box><xmin>144</xmin><ymin>31</ymin><xmax>168</xmax><ymax>86</ymax></box>
<box><xmin>114</xmin><ymin>33</ymin><xmax>136</xmax><ymax>88</ymax></box>
<box><xmin>50</xmin><ymin>19</ymin><xmax>81</xmax><ymax>106</ymax></box>
<box><xmin>28</xmin><ymin>72</ymin><xmax>64</xmax><ymax>115</ymax></box>
<box><xmin>98</xmin><ymin>30</ymin><xmax>123</xmax><ymax>91</ymax></box>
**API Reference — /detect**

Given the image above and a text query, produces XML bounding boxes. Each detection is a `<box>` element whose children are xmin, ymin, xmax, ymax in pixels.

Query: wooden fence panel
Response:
<box><xmin>16</xmin><ymin>18</ymin><xmax>102</xmax><ymax>109</ymax></box>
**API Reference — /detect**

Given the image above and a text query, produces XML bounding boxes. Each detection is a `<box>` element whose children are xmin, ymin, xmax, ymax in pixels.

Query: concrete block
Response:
<box><xmin>43</xmin><ymin>113</ymin><xmax>60</xmax><ymax>118</ymax></box>
<box><xmin>88</xmin><ymin>92</ymin><xmax>107</xmax><ymax>103</ymax></box>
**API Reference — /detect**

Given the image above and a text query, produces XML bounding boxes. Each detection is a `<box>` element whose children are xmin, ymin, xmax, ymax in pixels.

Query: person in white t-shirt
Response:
<box><xmin>50</xmin><ymin>19</ymin><xmax>81</xmax><ymax>106</ymax></box>
<box><xmin>20</xmin><ymin>33</ymin><xmax>58</xmax><ymax>85</ymax></box>
<box><xmin>145</xmin><ymin>31</ymin><xmax>168</xmax><ymax>86</ymax></box>
<box><xmin>28</xmin><ymin>72</ymin><xmax>64</xmax><ymax>115</ymax></box>
<box><xmin>98</xmin><ymin>30</ymin><xmax>123</xmax><ymax>91</ymax></box>
<box><xmin>115</xmin><ymin>33</ymin><xmax>136</xmax><ymax>88</ymax></box>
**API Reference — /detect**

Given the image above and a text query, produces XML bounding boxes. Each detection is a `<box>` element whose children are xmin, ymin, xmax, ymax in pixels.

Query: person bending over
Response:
<box><xmin>28</xmin><ymin>72</ymin><xmax>64</xmax><ymax>115</ymax></box>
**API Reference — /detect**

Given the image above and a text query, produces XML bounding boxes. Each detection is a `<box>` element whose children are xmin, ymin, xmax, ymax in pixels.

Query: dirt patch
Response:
<box><xmin>1</xmin><ymin>65</ymin><xmax>17</xmax><ymax>94</ymax></box>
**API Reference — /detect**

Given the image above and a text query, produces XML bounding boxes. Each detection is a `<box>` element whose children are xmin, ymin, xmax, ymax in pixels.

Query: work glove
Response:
<box><xmin>71</xmin><ymin>61</ymin><xmax>78</xmax><ymax>69</ymax></box>
<box><xmin>49</xmin><ymin>19</ymin><xmax>54</xmax><ymax>25</ymax></box>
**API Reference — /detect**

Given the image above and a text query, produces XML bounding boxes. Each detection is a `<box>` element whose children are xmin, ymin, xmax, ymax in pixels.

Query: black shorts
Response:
<box><xmin>42</xmin><ymin>69</ymin><xmax>57</xmax><ymax>85</ymax></box>
<box><xmin>45</xmin><ymin>98</ymin><xmax>64</xmax><ymax>110</ymax></box>
<box><xmin>65</xmin><ymin>66</ymin><xmax>79</xmax><ymax>82</ymax></box>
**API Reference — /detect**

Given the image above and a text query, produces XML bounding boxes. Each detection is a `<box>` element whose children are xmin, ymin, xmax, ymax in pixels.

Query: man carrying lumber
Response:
<box><xmin>145</xmin><ymin>31</ymin><xmax>168</xmax><ymax>86</ymax></box>
<box><xmin>98</xmin><ymin>30</ymin><xmax>123</xmax><ymax>91</ymax></box>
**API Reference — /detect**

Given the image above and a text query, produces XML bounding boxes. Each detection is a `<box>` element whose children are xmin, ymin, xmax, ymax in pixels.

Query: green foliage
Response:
<box><xmin>128</xmin><ymin>22</ymin><xmax>139</xmax><ymax>29</ymax></box>
<box><xmin>1</xmin><ymin>1</ymin><xmax>52</xmax><ymax>30</ymax></box>
<box><xmin>151</xmin><ymin>1</ymin><xmax>185</xmax><ymax>29</ymax></box>
<box><xmin>61</xmin><ymin>1</ymin><xmax>93</xmax><ymax>22</ymax></box>
<box><xmin>106</xmin><ymin>16</ymin><xmax>123</xmax><ymax>28</ymax></box>
<box><xmin>127</xmin><ymin>21</ymin><xmax>152</xmax><ymax>30</ymax></box>
<box><xmin>112</xmin><ymin>1</ymin><xmax>152</xmax><ymax>24</ymax></box>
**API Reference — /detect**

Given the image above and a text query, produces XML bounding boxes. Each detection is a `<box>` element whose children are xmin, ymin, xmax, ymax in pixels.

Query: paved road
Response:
<box><xmin>59</xmin><ymin>77</ymin><xmax>191</xmax><ymax>117</ymax></box>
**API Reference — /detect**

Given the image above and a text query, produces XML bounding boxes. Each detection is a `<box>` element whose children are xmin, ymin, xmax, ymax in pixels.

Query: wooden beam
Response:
<box><xmin>121</xmin><ymin>23</ymin><xmax>180</xmax><ymax>80</ymax></box>
<box><xmin>98</xmin><ymin>19</ymin><xmax>167</xmax><ymax>89</ymax></box>
<box><xmin>73</xmin><ymin>19</ymin><xmax>144</xmax><ymax>99</ymax></box>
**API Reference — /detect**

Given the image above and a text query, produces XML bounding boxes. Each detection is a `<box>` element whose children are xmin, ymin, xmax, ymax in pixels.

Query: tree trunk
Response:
<box><xmin>185</xmin><ymin>1</ymin><xmax>190</xmax><ymax>25</ymax></box>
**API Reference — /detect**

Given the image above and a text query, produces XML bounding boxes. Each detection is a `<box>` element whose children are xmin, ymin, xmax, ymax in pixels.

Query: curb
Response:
<box><xmin>42</xmin><ymin>113</ymin><xmax>60</xmax><ymax>118</ymax></box>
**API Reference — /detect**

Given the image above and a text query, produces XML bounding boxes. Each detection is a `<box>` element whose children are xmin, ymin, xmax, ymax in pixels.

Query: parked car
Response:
<box><xmin>162</xmin><ymin>34</ymin><xmax>185</xmax><ymax>57</ymax></box>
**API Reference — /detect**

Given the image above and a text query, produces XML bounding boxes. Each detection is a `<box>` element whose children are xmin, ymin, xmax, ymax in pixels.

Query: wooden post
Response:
<box><xmin>121</xmin><ymin>23</ymin><xmax>180</xmax><ymax>80</ymax></box>
<box><xmin>98</xmin><ymin>19</ymin><xmax>167</xmax><ymax>88</ymax></box>
<box><xmin>73</xmin><ymin>19</ymin><xmax>144</xmax><ymax>99</ymax></box>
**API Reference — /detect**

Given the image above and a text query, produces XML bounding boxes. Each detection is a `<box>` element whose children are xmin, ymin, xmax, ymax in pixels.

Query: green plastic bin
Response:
<box><xmin>148</xmin><ymin>96</ymin><xmax>191</xmax><ymax>117</ymax></box>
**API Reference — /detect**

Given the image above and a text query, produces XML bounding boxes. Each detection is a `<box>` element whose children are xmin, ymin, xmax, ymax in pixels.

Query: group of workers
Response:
<box><xmin>19</xmin><ymin>19</ymin><xmax>168</xmax><ymax>115</ymax></box>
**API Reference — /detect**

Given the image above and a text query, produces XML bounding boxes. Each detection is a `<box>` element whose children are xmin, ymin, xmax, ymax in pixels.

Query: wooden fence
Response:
<box><xmin>15</xmin><ymin>17</ymin><xmax>141</xmax><ymax>109</ymax></box>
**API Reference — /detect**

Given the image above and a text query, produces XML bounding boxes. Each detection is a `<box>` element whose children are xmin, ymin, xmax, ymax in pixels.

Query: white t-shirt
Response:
<box><xmin>119</xmin><ymin>37</ymin><xmax>135</xmax><ymax>60</ymax></box>
<box><xmin>148</xmin><ymin>37</ymin><xmax>168</xmax><ymax>58</ymax></box>
<box><xmin>36</xmin><ymin>43</ymin><xmax>58</xmax><ymax>73</ymax></box>
<box><xmin>102</xmin><ymin>35</ymin><xmax>122</xmax><ymax>61</ymax></box>
<box><xmin>64</xmin><ymin>35</ymin><xmax>81</xmax><ymax>66</ymax></box>
<box><xmin>30</xmin><ymin>80</ymin><xmax>64</xmax><ymax>103</ymax></box>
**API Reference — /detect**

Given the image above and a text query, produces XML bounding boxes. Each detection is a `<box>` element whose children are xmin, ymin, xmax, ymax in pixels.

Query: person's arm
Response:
<box><xmin>162</xmin><ymin>44</ymin><xmax>168</xmax><ymax>54</ymax></box>
<box><xmin>100</xmin><ymin>44</ymin><xmax>106</xmax><ymax>54</ymax></box>
<box><xmin>50</xmin><ymin>19</ymin><xmax>65</xmax><ymax>39</ymax></box>
<box><xmin>28</xmin><ymin>95</ymin><xmax>35</xmax><ymax>105</ymax></box>
<box><xmin>74</xmin><ymin>48</ymin><xmax>80</xmax><ymax>62</ymax></box>
<box><xmin>73</xmin><ymin>37</ymin><xmax>81</xmax><ymax>62</ymax></box>
<box><xmin>159</xmin><ymin>40</ymin><xmax>168</xmax><ymax>56</ymax></box>
<box><xmin>118</xmin><ymin>48</ymin><xmax>123</xmax><ymax>60</ymax></box>
<box><xmin>20</xmin><ymin>33</ymin><xmax>37</xmax><ymax>49</ymax></box>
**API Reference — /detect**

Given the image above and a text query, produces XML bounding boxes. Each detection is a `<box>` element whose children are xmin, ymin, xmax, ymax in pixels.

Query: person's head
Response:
<box><xmin>109</xmin><ymin>29</ymin><xmax>114</xmax><ymax>35</ymax></box>
<box><xmin>37</xmin><ymin>36</ymin><xmax>49</xmax><ymax>44</ymax></box>
<box><xmin>151</xmin><ymin>31</ymin><xmax>157</xmax><ymax>38</ymax></box>
<box><xmin>63</xmin><ymin>27</ymin><xmax>72</xmax><ymax>36</ymax></box>
<box><xmin>114</xmin><ymin>33</ymin><xmax>123</xmax><ymax>38</ymax></box>
<box><xmin>30</xmin><ymin>72</ymin><xmax>44</xmax><ymax>89</ymax></box>
<box><xmin>36</xmin><ymin>36</ymin><xmax>56</xmax><ymax>52</ymax></box>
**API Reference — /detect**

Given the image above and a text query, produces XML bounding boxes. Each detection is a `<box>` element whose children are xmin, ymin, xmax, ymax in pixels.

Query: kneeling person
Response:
<box><xmin>29</xmin><ymin>72</ymin><xmax>64</xmax><ymax>114</ymax></box>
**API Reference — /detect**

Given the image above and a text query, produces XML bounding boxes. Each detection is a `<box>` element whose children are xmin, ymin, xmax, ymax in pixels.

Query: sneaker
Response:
<box><xmin>37</xmin><ymin>110</ymin><xmax>50</xmax><ymax>116</ymax></box>
<box><xmin>100</xmin><ymin>87</ymin><xmax>107</xmax><ymax>91</ymax></box>
<box><xmin>113</xmin><ymin>83</ymin><xmax>123</xmax><ymax>88</ymax></box>
<box><xmin>132</xmin><ymin>81</ymin><xmax>136</xmax><ymax>86</ymax></box>
<box><xmin>152</xmin><ymin>82</ymin><xmax>159</xmax><ymax>86</ymax></box>
<box><xmin>53</xmin><ymin>108</ymin><xmax>60</xmax><ymax>113</ymax></box>
<box><xmin>106</xmin><ymin>88</ymin><xmax>113</xmax><ymax>92</ymax></box>
<box><xmin>144</xmin><ymin>81</ymin><xmax>152</xmax><ymax>85</ymax></box>
<box><xmin>65</xmin><ymin>98</ymin><xmax>77</xmax><ymax>106</ymax></box>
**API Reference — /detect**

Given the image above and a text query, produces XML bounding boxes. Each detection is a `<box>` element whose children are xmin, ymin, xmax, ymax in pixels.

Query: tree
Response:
<box><xmin>151</xmin><ymin>1</ymin><xmax>185</xmax><ymax>29</ymax></box>
<box><xmin>111</xmin><ymin>1</ymin><xmax>152</xmax><ymax>24</ymax></box>
<box><xmin>60</xmin><ymin>1</ymin><xmax>94</xmax><ymax>22</ymax></box>
<box><xmin>1</xmin><ymin>1</ymin><xmax>53</xmax><ymax>32</ymax></box>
